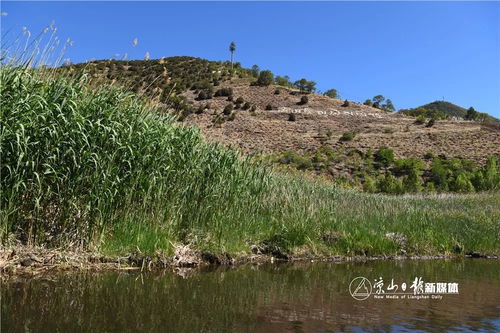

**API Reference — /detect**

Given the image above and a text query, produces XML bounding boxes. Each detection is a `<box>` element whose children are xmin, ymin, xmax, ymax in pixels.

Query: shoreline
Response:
<box><xmin>1</xmin><ymin>245</ymin><xmax>498</xmax><ymax>280</ymax></box>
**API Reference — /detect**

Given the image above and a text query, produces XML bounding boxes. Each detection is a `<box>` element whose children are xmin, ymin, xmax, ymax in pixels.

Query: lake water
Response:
<box><xmin>2</xmin><ymin>259</ymin><xmax>499</xmax><ymax>332</ymax></box>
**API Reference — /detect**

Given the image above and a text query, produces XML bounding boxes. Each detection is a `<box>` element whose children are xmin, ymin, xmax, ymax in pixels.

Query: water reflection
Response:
<box><xmin>2</xmin><ymin>259</ymin><xmax>499</xmax><ymax>332</ymax></box>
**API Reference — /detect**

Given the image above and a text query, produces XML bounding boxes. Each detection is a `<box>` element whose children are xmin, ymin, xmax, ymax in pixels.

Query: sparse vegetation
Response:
<box><xmin>399</xmin><ymin>107</ymin><xmax>448</xmax><ymax>120</ymax></box>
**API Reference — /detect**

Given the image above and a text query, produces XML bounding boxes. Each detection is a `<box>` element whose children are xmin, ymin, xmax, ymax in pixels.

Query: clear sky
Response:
<box><xmin>2</xmin><ymin>1</ymin><xmax>499</xmax><ymax>116</ymax></box>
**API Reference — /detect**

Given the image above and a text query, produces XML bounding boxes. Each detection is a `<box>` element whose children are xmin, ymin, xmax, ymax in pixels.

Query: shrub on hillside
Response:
<box><xmin>223</xmin><ymin>103</ymin><xmax>234</xmax><ymax>115</ymax></box>
<box><xmin>363</xmin><ymin>176</ymin><xmax>377</xmax><ymax>193</ymax></box>
<box><xmin>227</xmin><ymin>112</ymin><xmax>236</xmax><ymax>121</ymax></box>
<box><xmin>298</xmin><ymin>95</ymin><xmax>309</xmax><ymax>105</ymax></box>
<box><xmin>377</xmin><ymin>174</ymin><xmax>404</xmax><ymax>194</ymax></box>
<box><xmin>374</xmin><ymin>147</ymin><xmax>394</xmax><ymax>167</ymax></box>
<box><xmin>323</xmin><ymin>89</ymin><xmax>339</xmax><ymax>99</ymax></box>
<box><xmin>255</xmin><ymin>70</ymin><xmax>274</xmax><ymax>86</ymax></box>
<box><xmin>197</xmin><ymin>89</ymin><xmax>213</xmax><ymax>100</ymax></box>
<box><xmin>235</xmin><ymin>97</ymin><xmax>245</xmax><ymax>105</ymax></box>
<box><xmin>266</xmin><ymin>104</ymin><xmax>273</xmax><ymax>110</ymax></box>
<box><xmin>294</xmin><ymin>78</ymin><xmax>316</xmax><ymax>93</ymax></box>
<box><xmin>214</xmin><ymin>87</ymin><xmax>233</xmax><ymax>97</ymax></box>
<box><xmin>415</xmin><ymin>115</ymin><xmax>426</xmax><ymax>124</ymax></box>
<box><xmin>340</xmin><ymin>131</ymin><xmax>356</xmax><ymax>141</ymax></box>
<box><xmin>275</xmin><ymin>75</ymin><xmax>293</xmax><ymax>88</ymax></box>
<box><xmin>341</xmin><ymin>100</ymin><xmax>350</xmax><ymax>107</ymax></box>
<box><xmin>288</xmin><ymin>113</ymin><xmax>296</xmax><ymax>122</ymax></box>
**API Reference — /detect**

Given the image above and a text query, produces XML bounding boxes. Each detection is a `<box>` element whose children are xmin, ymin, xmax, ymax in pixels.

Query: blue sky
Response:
<box><xmin>2</xmin><ymin>1</ymin><xmax>499</xmax><ymax>116</ymax></box>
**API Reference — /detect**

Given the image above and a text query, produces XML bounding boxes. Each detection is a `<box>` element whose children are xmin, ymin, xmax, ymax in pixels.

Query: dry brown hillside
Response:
<box><xmin>66</xmin><ymin>58</ymin><xmax>499</xmax><ymax>166</ymax></box>
<box><xmin>183</xmin><ymin>78</ymin><xmax>500</xmax><ymax>164</ymax></box>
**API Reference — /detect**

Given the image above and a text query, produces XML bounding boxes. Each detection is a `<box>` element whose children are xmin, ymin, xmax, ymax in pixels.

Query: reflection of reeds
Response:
<box><xmin>3</xmin><ymin>260</ymin><xmax>500</xmax><ymax>332</ymax></box>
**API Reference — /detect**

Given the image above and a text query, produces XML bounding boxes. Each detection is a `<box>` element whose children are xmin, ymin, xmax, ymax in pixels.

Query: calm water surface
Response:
<box><xmin>2</xmin><ymin>259</ymin><xmax>499</xmax><ymax>332</ymax></box>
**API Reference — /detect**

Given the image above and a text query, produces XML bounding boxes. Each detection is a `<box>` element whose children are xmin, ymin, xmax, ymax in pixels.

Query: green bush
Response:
<box><xmin>415</xmin><ymin>115</ymin><xmax>426</xmax><ymax>124</ymax></box>
<box><xmin>340</xmin><ymin>131</ymin><xmax>356</xmax><ymax>141</ymax></box>
<box><xmin>341</xmin><ymin>100</ymin><xmax>350</xmax><ymax>107</ymax></box>
<box><xmin>323</xmin><ymin>89</ymin><xmax>338</xmax><ymax>99</ymax></box>
<box><xmin>214</xmin><ymin>87</ymin><xmax>233</xmax><ymax>97</ymax></box>
<box><xmin>363</xmin><ymin>176</ymin><xmax>377</xmax><ymax>193</ymax></box>
<box><xmin>255</xmin><ymin>70</ymin><xmax>274</xmax><ymax>86</ymax></box>
<box><xmin>394</xmin><ymin>158</ymin><xmax>425</xmax><ymax>176</ymax></box>
<box><xmin>265</xmin><ymin>104</ymin><xmax>273</xmax><ymax>110</ymax></box>
<box><xmin>293</xmin><ymin>78</ymin><xmax>316</xmax><ymax>93</ymax></box>
<box><xmin>275</xmin><ymin>75</ymin><xmax>293</xmax><ymax>88</ymax></box>
<box><xmin>374</xmin><ymin>147</ymin><xmax>394</xmax><ymax>167</ymax></box>
<box><xmin>403</xmin><ymin>168</ymin><xmax>423</xmax><ymax>193</ymax></box>
<box><xmin>377</xmin><ymin>174</ymin><xmax>403</xmax><ymax>194</ymax></box>
<box><xmin>197</xmin><ymin>89</ymin><xmax>213</xmax><ymax>100</ymax></box>
<box><xmin>453</xmin><ymin>174</ymin><xmax>475</xmax><ymax>193</ymax></box>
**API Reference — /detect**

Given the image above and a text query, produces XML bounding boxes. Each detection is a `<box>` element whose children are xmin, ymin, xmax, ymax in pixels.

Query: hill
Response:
<box><xmin>62</xmin><ymin>58</ymin><xmax>500</xmax><ymax>193</ymax></box>
<box><xmin>418</xmin><ymin>101</ymin><xmax>468</xmax><ymax>118</ymax></box>
<box><xmin>402</xmin><ymin>101</ymin><xmax>499</xmax><ymax>123</ymax></box>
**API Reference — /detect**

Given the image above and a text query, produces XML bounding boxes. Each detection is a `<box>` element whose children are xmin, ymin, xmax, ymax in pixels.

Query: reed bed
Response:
<box><xmin>1</xmin><ymin>66</ymin><xmax>499</xmax><ymax>257</ymax></box>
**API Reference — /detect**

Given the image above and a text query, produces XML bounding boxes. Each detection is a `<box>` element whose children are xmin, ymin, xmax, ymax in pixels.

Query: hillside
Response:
<box><xmin>63</xmin><ymin>58</ymin><xmax>500</xmax><ymax>192</ymax></box>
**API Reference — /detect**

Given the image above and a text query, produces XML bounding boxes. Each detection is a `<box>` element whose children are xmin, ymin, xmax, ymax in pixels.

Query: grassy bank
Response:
<box><xmin>1</xmin><ymin>66</ymin><xmax>499</xmax><ymax>260</ymax></box>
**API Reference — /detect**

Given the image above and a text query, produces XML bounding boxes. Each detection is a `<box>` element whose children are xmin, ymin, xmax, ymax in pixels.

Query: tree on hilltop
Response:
<box><xmin>229</xmin><ymin>42</ymin><xmax>236</xmax><ymax>69</ymax></box>
<box><xmin>324</xmin><ymin>89</ymin><xmax>339</xmax><ymax>99</ymax></box>
<box><xmin>256</xmin><ymin>70</ymin><xmax>274</xmax><ymax>86</ymax></box>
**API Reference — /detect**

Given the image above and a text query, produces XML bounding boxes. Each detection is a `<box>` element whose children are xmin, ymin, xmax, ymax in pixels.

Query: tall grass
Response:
<box><xmin>1</xmin><ymin>66</ymin><xmax>499</xmax><ymax>257</ymax></box>
<box><xmin>0</xmin><ymin>66</ymin><xmax>268</xmax><ymax>248</ymax></box>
